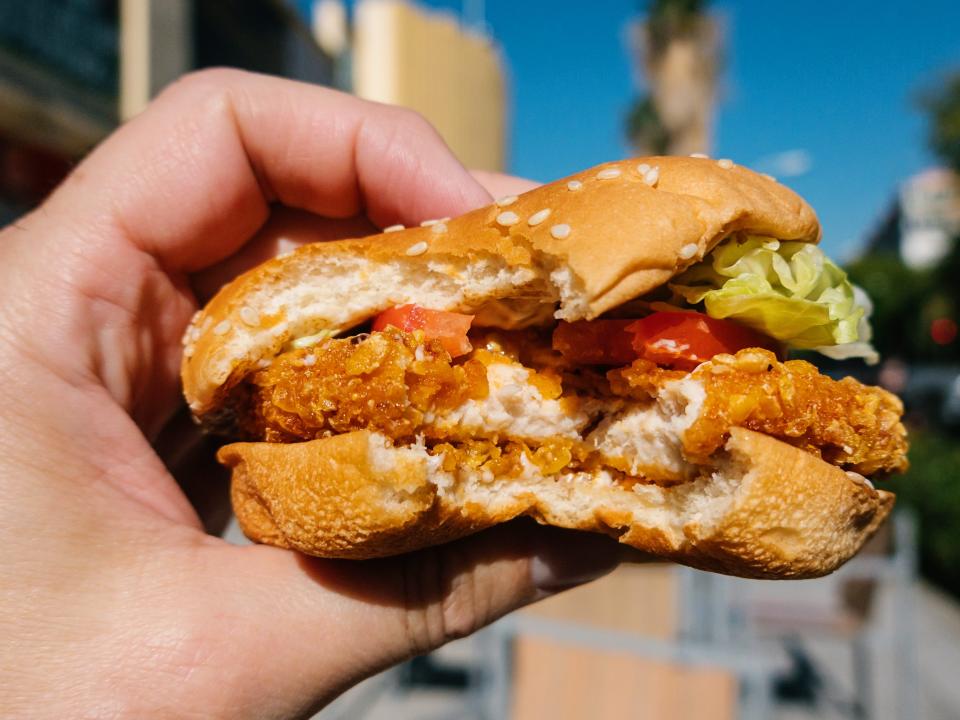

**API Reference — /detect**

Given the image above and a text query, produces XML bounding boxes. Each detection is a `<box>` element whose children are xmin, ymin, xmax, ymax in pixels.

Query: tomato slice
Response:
<box><xmin>372</xmin><ymin>304</ymin><xmax>474</xmax><ymax>357</ymax></box>
<box><xmin>552</xmin><ymin>311</ymin><xmax>779</xmax><ymax>370</ymax></box>
<box><xmin>551</xmin><ymin>320</ymin><xmax>637</xmax><ymax>365</ymax></box>
<box><xmin>626</xmin><ymin>311</ymin><xmax>780</xmax><ymax>371</ymax></box>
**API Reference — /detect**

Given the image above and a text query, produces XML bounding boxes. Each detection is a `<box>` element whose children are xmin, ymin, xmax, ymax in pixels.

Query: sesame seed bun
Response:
<box><xmin>220</xmin><ymin>427</ymin><xmax>892</xmax><ymax>579</ymax></box>
<box><xmin>182</xmin><ymin>156</ymin><xmax>819</xmax><ymax>419</ymax></box>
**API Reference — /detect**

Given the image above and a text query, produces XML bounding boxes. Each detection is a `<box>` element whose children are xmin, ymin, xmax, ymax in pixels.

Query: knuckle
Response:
<box><xmin>392</xmin><ymin>106</ymin><xmax>442</xmax><ymax>141</ymax></box>
<box><xmin>440</xmin><ymin>571</ymin><xmax>483</xmax><ymax>641</ymax></box>
<box><xmin>401</xmin><ymin>545</ymin><xmax>488</xmax><ymax>655</ymax></box>
<box><xmin>155</xmin><ymin>67</ymin><xmax>250</xmax><ymax>113</ymax></box>
<box><xmin>167</xmin><ymin>67</ymin><xmax>245</xmax><ymax>96</ymax></box>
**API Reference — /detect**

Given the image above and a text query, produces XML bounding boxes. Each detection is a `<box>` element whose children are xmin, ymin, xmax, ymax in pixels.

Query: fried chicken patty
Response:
<box><xmin>242</xmin><ymin>328</ymin><xmax>908</xmax><ymax>479</ymax></box>
<box><xmin>610</xmin><ymin>350</ymin><xmax>908</xmax><ymax>475</ymax></box>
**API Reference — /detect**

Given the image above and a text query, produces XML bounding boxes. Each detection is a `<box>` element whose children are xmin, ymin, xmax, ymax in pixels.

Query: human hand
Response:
<box><xmin>0</xmin><ymin>70</ymin><xmax>621</xmax><ymax>718</ymax></box>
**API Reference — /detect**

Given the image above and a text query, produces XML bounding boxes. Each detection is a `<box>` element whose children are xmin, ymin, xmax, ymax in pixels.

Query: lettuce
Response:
<box><xmin>669</xmin><ymin>236</ymin><xmax>878</xmax><ymax>363</ymax></box>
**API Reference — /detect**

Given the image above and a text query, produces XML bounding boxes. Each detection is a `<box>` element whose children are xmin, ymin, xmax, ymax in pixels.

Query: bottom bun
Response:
<box><xmin>219</xmin><ymin>428</ymin><xmax>894</xmax><ymax>579</ymax></box>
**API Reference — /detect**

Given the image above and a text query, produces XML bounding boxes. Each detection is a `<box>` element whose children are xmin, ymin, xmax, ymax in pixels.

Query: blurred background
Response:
<box><xmin>3</xmin><ymin>0</ymin><xmax>960</xmax><ymax>718</ymax></box>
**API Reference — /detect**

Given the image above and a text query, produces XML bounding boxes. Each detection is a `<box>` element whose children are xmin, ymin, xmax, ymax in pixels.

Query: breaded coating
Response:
<box><xmin>246</xmin><ymin>331</ymin><xmax>907</xmax><ymax>480</ymax></box>
<box><xmin>246</xmin><ymin>328</ymin><xmax>488</xmax><ymax>442</ymax></box>
<box><xmin>609</xmin><ymin>349</ymin><xmax>908</xmax><ymax>475</ymax></box>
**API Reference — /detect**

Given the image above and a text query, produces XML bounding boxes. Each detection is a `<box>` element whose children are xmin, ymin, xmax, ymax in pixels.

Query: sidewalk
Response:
<box><xmin>226</xmin><ymin>517</ymin><xmax>960</xmax><ymax>719</ymax></box>
<box><xmin>915</xmin><ymin>582</ymin><xmax>960</xmax><ymax>719</ymax></box>
<box><xmin>316</xmin><ymin>578</ymin><xmax>960</xmax><ymax>719</ymax></box>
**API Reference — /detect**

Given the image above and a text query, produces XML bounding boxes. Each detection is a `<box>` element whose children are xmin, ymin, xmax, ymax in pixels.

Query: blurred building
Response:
<box><xmin>0</xmin><ymin>0</ymin><xmax>117</xmax><ymax>222</ymax></box>
<box><xmin>0</xmin><ymin>0</ymin><xmax>334</xmax><ymax>223</ymax></box>
<box><xmin>324</xmin><ymin>0</ymin><xmax>507</xmax><ymax>172</ymax></box>
<box><xmin>863</xmin><ymin>166</ymin><xmax>960</xmax><ymax>269</ymax></box>
<box><xmin>122</xmin><ymin>0</ymin><xmax>334</xmax><ymax>119</ymax></box>
<box><xmin>899</xmin><ymin>167</ymin><xmax>960</xmax><ymax>269</ymax></box>
<box><xmin>0</xmin><ymin>0</ymin><xmax>507</xmax><ymax>225</ymax></box>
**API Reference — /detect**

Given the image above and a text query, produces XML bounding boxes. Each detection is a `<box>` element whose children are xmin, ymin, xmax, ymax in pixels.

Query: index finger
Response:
<box><xmin>45</xmin><ymin>68</ymin><xmax>492</xmax><ymax>272</ymax></box>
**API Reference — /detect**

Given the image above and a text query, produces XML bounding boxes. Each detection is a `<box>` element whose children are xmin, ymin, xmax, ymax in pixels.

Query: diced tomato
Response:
<box><xmin>626</xmin><ymin>312</ymin><xmax>780</xmax><ymax>371</ymax></box>
<box><xmin>551</xmin><ymin>320</ymin><xmax>637</xmax><ymax>365</ymax></box>
<box><xmin>372</xmin><ymin>304</ymin><xmax>474</xmax><ymax>357</ymax></box>
<box><xmin>552</xmin><ymin>311</ymin><xmax>779</xmax><ymax>370</ymax></box>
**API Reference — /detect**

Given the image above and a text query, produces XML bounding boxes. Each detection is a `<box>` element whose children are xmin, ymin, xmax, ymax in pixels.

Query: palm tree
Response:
<box><xmin>921</xmin><ymin>70</ymin><xmax>960</xmax><ymax>173</ymax></box>
<box><xmin>626</xmin><ymin>0</ymin><xmax>721</xmax><ymax>157</ymax></box>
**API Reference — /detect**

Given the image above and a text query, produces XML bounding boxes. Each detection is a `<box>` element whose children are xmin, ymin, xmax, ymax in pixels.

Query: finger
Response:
<box><xmin>44</xmin><ymin>68</ymin><xmax>492</xmax><ymax>273</ymax></box>
<box><xmin>200</xmin><ymin>521</ymin><xmax>621</xmax><ymax>717</ymax></box>
<box><xmin>471</xmin><ymin>169</ymin><xmax>541</xmax><ymax>198</ymax></box>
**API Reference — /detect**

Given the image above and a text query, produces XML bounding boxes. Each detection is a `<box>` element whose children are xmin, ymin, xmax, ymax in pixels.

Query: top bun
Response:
<box><xmin>181</xmin><ymin>156</ymin><xmax>820</xmax><ymax>419</ymax></box>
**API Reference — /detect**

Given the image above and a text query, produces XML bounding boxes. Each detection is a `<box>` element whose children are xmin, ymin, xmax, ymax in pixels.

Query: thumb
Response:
<box><xmin>201</xmin><ymin>521</ymin><xmax>621</xmax><ymax>718</ymax></box>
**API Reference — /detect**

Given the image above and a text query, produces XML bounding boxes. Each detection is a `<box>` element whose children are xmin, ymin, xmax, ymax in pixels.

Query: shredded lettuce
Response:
<box><xmin>669</xmin><ymin>235</ymin><xmax>878</xmax><ymax>363</ymax></box>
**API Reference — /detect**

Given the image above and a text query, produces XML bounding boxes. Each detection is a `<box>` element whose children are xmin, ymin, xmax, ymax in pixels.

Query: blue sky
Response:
<box><xmin>296</xmin><ymin>1</ymin><xmax>960</xmax><ymax>259</ymax></box>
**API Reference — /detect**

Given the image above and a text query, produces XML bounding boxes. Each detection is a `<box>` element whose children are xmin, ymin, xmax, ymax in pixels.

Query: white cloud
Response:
<box><xmin>753</xmin><ymin>149</ymin><xmax>813</xmax><ymax>178</ymax></box>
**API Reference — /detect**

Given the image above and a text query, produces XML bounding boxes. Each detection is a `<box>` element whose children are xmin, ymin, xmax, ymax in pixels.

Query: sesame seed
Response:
<box><xmin>384</xmin><ymin>224</ymin><xmax>404</xmax><ymax>233</ymax></box>
<box><xmin>239</xmin><ymin>306</ymin><xmax>259</xmax><ymax>326</ymax></box>
<box><xmin>431</xmin><ymin>222</ymin><xmax>447</xmax><ymax>233</ymax></box>
<box><xmin>276</xmin><ymin>251</ymin><xmax>293</xmax><ymax>260</ymax></box>
<box><xmin>405</xmin><ymin>241</ymin><xmax>429</xmax><ymax>256</ymax></box>
<box><xmin>690</xmin><ymin>152</ymin><xmax>709</xmax><ymax>159</ymax></box>
<box><xmin>213</xmin><ymin>320</ymin><xmax>231</xmax><ymax>335</ymax></box>
<box><xmin>845</xmin><ymin>470</ymin><xmax>872</xmax><ymax>488</ymax></box>
<box><xmin>190</xmin><ymin>327</ymin><xmax>201</xmax><ymax>342</ymax></box>
<box><xmin>496</xmin><ymin>211</ymin><xmax>520</xmax><ymax>227</ymax></box>
<box><xmin>496</xmin><ymin>195</ymin><xmax>518</xmax><ymax>207</ymax></box>
<box><xmin>528</xmin><ymin>208</ymin><xmax>551</xmax><ymax>226</ymax></box>
<box><xmin>256</xmin><ymin>358</ymin><xmax>272</xmax><ymax>369</ymax></box>
<box><xmin>679</xmin><ymin>243</ymin><xmax>698</xmax><ymax>259</ymax></box>
<box><xmin>597</xmin><ymin>168</ymin><xmax>621</xmax><ymax>180</ymax></box>
<box><xmin>567</xmin><ymin>180</ymin><xmax>583</xmax><ymax>191</ymax></box>
<box><xmin>200</xmin><ymin>317</ymin><xmax>213</xmax><ymax>332</ymax></box>
<box><xmin>302</xmin><ymin>354</ymin><xmax>317</xmax><ymax>367</ymax></box>
<box><xmin>183</xmin><ymin>344</ymin><xmax>194</xmax><ymax>358</ymax></box>
<box><xmin>191</xmin><ymin>310</ymin><xmax>201</xmax><ymax>323</ymax></box>
<box><xmin>762</xmin><ymin>173</ymin><xmax>776</xmax><ymax>182</ymax></box>
<box><xmin>717</xmin><ymin>158</ymin><xmax>734</xmax><ymax>169</ymax></box>
<box><xmin>550</xmin><ymin>223</ymin><xmax>571</xmax><ymax>240</ymax></box>
<box><xmin>643</xmin><ymin>166</ymin><xmax>661</xmax><ymax>187</ymax></box>
<box><xmin>420</xmin><ymin>219</ymin><xmax>440</xmax><ymax>227</ymax></box>
<box><xmin>637</xmin><ymin>163</ymin><xmax>651</xmax><ymax>175</ymax></box>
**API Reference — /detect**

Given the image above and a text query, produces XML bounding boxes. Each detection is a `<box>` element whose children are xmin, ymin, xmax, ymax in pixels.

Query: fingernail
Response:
<box><xmin>529</xmin><ymin>527</ymin><xmax>621</xmax><ymax>598</ymax></box>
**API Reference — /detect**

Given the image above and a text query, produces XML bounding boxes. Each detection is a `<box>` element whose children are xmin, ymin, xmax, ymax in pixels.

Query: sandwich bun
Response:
<box><xmin>221</xmin><ymin>428</ymin><xmax>892</xmax><ymax>579</ymax></box>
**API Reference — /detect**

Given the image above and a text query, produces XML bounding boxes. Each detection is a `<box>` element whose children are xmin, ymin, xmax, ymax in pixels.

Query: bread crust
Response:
<box><xmin>219</xmin><ymin>428</ymin><xmax>892</xmax><ymax>579</ymax></box>
<box><xmin>182</xmin><ymin>156</ymin><xmax>819</xmax><ymax>417</ymax></box>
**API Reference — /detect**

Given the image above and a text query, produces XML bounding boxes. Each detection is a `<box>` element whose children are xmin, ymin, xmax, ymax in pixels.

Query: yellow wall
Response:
<box><xmin>353</xmin><ymin>0</ymin><xmax>507</xmax><ymax>172</ymax></box>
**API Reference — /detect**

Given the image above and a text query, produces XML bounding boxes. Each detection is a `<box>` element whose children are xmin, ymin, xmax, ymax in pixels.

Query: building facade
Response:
<box><xmin>348</xmin><ymin>0</ymin><xmax>507</xmax><ymax>172</ymax></box>
<box><xmin>0</xmin><ymin>0</ymin><xmax>335</xmax><ymax>223</ymax></box>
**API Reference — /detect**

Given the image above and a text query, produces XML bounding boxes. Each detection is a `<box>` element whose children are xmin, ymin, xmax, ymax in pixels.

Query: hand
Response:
<box><xmin>0</xmin><ymin>69</ymin><xmax>621</xmax><ymax>719</ymax></box>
